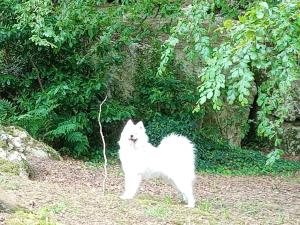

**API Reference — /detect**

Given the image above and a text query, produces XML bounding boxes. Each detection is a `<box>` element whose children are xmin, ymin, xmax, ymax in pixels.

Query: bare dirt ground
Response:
<box><xmin>1</xmin><ymin>157</ymin><xmax>300</xmax><ymax>225</ymax></box>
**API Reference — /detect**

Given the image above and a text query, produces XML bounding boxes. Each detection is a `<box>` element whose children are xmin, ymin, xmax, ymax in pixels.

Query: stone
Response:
<box><xmin>29</xmin><ymin>148</ymin><xmax>49</xmax><ymax>159</ymax></box>
<box><xmin>279</xmin><ymin>80</ymin><xmax>300</xmax><ymax>154</ymax></box>
<box><xmin>282</xmin><ymin>124</ymin><xmax>300</xmax><ymax>155</ymax></box>
<box><xmin>0</xmin><ymin>125</ymin><xmax>62</xmax><ymax>177</ymax></box>
<box><xmin>11</xmin><ymin>137</ymin><xmax>22</xmax><ymax>148</ymax></box>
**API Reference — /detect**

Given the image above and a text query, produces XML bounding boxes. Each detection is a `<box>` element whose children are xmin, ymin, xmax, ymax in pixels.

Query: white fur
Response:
<box><xmin>118</xmin><ymin>120</ymin><xmax>196</xmax><ymax>207</ymax></box>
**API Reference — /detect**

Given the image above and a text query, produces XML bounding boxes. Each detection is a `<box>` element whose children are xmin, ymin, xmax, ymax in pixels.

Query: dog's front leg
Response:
<box><xmin>120</xmin><ymin>173</ymin><xmax>142</xmax><ymax>199</ymax></box>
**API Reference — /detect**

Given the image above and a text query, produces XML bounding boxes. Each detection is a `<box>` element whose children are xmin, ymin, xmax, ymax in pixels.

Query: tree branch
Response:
<box><xmin>30</xmin><ymin>57</ymin><xmax>44</xmax><ymax>91</ymax></box>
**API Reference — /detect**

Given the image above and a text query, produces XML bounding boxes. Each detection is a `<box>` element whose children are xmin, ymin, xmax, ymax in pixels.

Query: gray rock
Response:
<box><xmin>0</xmin><ymin>125</ymin><xmax>62</xmax><ymax>177</ymax></box>
<box><xmin>279</xmin><ymin>81</ymin><xmax>300</xmax><ymax>154</ymax></box>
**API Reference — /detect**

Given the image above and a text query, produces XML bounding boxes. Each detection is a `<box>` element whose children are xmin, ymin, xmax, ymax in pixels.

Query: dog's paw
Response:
<box><xmin>120</xmin><ymin>194</ymin><xmax>133</xmax><ymax>200</ymax></box>
<box><xmin>185</xmin><ymin>202</ymin><xmax>195</xmax><ymax>208</ymax></box>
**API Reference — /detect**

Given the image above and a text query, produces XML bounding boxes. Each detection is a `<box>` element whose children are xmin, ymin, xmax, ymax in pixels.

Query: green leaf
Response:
<box><xmin>207</xmin><ymin>90</ymin><xmax>213</xmax><ymax>99</ymax></box>
<box><xmin>223</xmin><ymin>19</ymin><xmax>233</xmax><ymax>29</ymax></box>
<box><xmin>199</xmin><ymin>96</ymin><xmax>206</xmax><ymax>105</ymax></box>
<box><xmin>266</xmin><ymin>149</ymin><xmax>284</xmax><ymax>166</ymax></box>
<box><xmin>256</xmin><ymin>11</ymin><xmax>264</xmax><ymax>19</ymax></box>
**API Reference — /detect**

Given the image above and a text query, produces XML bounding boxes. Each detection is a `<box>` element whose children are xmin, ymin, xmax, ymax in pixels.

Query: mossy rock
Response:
<box><xmin>0</xmin><ymin>139</ymin><xmax>8</xmax><ymax>148</ymax></box>
<box><xmin>0</xmin><ymin>159</ymin><xmax>20</xmax><ymax>176</ymax></box>
<box><xmin>39</xmin><ymin>143</ymin><xmax>62</xmax><ymax>161</ymax></box>
<box><xmin>0</xmin><ymin>125</ymin><xmax>62</xmax><ymax>179</ymax></box>
<box><xmin>1</xmin><ymin>124</ymin><xmax>62</xmax><ymax>161</ymax></box>
<box><xmin>0</xmin><ymin>158</ymin><xmax>31</xmax><ymax>177</ymax></box>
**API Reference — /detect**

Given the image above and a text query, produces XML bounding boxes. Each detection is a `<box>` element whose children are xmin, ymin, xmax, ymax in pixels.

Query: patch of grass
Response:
<box><xmin>84</xmin><ymin>157</ymin><xmax>119</xmax><ymax>169</ymax></box>
<box><xmin>238</xmin><ymin>202</ymin><xmax>260</xmax><ymax>216</ymax></box>
<box><xmin>138</xmin><ymin>194</ymin><xmax>162</xmax><ymax>206</ymax></box>
<box><xmin>6</xmin><ymin>210</ymin><xmax>57</xmax><ymax>225</ymax></box>
<box><xmin>84</xmin><ymin>161</ymin><xmax>104</xmax><ymax>169</ymax></box>
<box><xmin>117</xmin><ymin>171</ymin><xmax>124</xmax><ymax>177</ymax></box>
<box><xmin>195</xmin><ymin>198</ymin><xmax>233</xmax><ymax>220</ymax></box>
<box><xmin>276</xmin><ymin>213</ymin><xmax>286</xmax><ymax>224</ymax></box>
<box><xmin>84</xmin><ymin>157</ymin><xmax>119</xmax><ymax>168</ymax></box>
<box><xmin>0</xmin><ymin>139</ymin><xmax>7</xmax><ymax>148</ymax></box>
<box><xmin>0</xmin><ymin>176</ymin><xmax>20</xmax><ymax>190</ymax></box>
<box><xmin>283</xmin><ymin>172</ymin><xmax>300</xmax><ymax>184</ymax></box>
<box><xmin>43</xmin><ymin>202</ymin><xmax>67</xmax><ymax>215</ymax></box>
<box><xmin>163</xmin><ymin>195</ymin><xmax>173</xmax><ymax>205</ymax></box>
<box><xmin>144</xmin><ymin>204</ymin><xmax>170</xmax><ymax>219</ymax></box>
<box><xmin>197</xmin><ymin>199</ymin><xmax>213</xmax><ymax>213</ymax></box>
<box><xmin>7</xmin><ymin>202</ymin><xmax>66</xmax><ymax>225</ymax></box>
<box><xmin>221</xmin><ymin>207</ymin><xmax>230</xmax><ymax>220</ymax></box>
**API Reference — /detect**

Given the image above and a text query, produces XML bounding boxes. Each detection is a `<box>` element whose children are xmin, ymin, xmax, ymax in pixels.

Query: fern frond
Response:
<box><xmin>66</xmin><ymin>131</ymin><xmax>88</xmax><ymax>144</ymax></box>
<box><xmin>0</xmin><ymin>99</ymin><xmax>16</xmax><ymax>123</ymax></box>
<box><xmin>46</xmin><ymin>118</ymin><xmax>81</xmax><ymax>138</ymax></box>
<box><xmin>17</xmin><ymin>104</ymin><xmax>58</xmax><ymax>121</ymax></box>
<box><xmin>49</xmin><ymin>123</ymin><xmax>78</xmax><ymax>137</ymax></box>
<box><xmin>66</xmin><ymin>131</ymin><xmax>89</xmax><ymax>156</ymax></box>
<box><xmin>16</xmin><ymin>104</ymin><xmax>58</xmax><ymax>137</ymax></box>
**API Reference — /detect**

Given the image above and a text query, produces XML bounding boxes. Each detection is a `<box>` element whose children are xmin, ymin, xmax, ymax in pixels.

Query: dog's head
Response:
<box><xmin>119</xmin><ymin>119</ymin><xmax>148</xmax><ymax>148</ymax></box>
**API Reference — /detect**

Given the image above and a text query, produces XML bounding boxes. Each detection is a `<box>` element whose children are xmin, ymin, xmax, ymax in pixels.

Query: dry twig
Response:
<box><xmin>98</xmin><ymin>95</ymin><xmax>108</xmax><ymax>194</ymax></box>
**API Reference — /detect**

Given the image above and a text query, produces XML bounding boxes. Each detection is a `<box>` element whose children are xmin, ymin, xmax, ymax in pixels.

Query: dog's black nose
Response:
<box><xmin>130</xmin><ymin>134</ymin><xmax>133</xmax><ymax>138</ymax></box>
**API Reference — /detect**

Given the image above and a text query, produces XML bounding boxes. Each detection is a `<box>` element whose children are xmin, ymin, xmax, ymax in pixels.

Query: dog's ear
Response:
<box><xmin>136</xmin><ymin>121</ymin><xmax>145</xmax><ymax>130</ymax></box>
<box><xmin>125</xmin><ymin>119</ymin><xmax>134</xmax><ymax>126</ymax></box>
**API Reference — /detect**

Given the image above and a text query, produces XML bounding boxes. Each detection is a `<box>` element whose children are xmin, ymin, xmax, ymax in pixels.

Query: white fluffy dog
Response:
<box><xmin>118</xmin><ymin>120</ymin><xmax>196</xmax><ymax>207</ymax></box>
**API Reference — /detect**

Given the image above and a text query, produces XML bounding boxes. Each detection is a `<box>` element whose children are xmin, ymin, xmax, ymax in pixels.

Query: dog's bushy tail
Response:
<box><xmin>158</xmin><ymin>134</ymin><xmax>195</xmax><ymax>177</ymax></box>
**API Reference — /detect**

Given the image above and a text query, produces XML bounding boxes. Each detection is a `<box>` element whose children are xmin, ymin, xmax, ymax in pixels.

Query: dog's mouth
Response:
<box><xmin>129</xmin><ymin>137</ymin><xmax>137</xmax><ymax>143</ymax></box>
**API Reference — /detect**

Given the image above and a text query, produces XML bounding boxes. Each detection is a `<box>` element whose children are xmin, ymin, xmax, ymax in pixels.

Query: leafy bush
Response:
<box><xmin>146</xmin><ymin>116</ymin><xmax>300</xmax><ymax>175</ymax></box>
<box><xmin>211</xmin><ymin>0</ymin><xmax>279</xmax><ymax>18</ymax></box>
<box><xmin>1</xmin><ymin>0</ymin><xmax>299</xmax><ymax>173</ymax></box>
<box><xmin>159</xmin><ymin>0</ymin><xmax>300</xmax><ymax>150</ymax></box>
<box><xmin>133</xmin><ymin>54</ymin><xmax>203</xmax><ymax>122</ymax></box>
<box><xmin>146</xmin><ymin>116</ymin><xmax>198</xmax><ymax>146</ymax></box>
<box><xmin>212</xmin><ymin>0</ymin><xmax>253</xmax><ymax>18</ymax></box>
<box><xmin>0</xmin><ymin>0</ymin><xmax>183</xmax><ymax>158</ymax></box>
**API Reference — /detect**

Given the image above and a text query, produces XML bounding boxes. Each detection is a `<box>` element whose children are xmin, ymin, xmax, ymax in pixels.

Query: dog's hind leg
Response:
<box><xmin>120</xmin><ymin>174</ymin><xmax>142</xmax><ymax>200</ymax></box>
<box><xmin>173</xmin><ymin>178</ymin><xmax>195</xmax><ymax>208</ymax></box>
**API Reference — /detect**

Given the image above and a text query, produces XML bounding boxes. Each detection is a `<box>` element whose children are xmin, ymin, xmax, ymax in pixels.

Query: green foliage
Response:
<box><xmin>0</xmin><ymin>99</ymin><xmax>16</xmax><ymax>124</ymax></box>
<box><xmin>212</xmin><ymin>0</ymin><xmax>253</xmax><ymax>18</ymax></box>
<box><xmin>202</xmin><ymin>148</ymin><xmax>300</xmax><ymax>175</ymax></box>
<box><xmin>134</xmin><ymin>63</ymin><xmax>202</xmax><ymax>121</ymax></box>
<box><xmin>266</xmin><ymin>149</ymin><xmax>284</xmax><ymax>166</ymax></box>
<box><xmin>146</xmin><ymin>116</ymin><xmax>300</xmax><ymax>175</ymax></box>
<box><xmin>45</xmin><ymin>116</ymin><xmax>90</xmax><ymax>157</ymax></box>
<box><xmin>1</xmin><ymin>0</ymin><xmax>299</xmax><ymax>174</ymax></box>
<box><xmin>157</xmin><ymin>1</ymin><xmax>213</xmax><ymax>76</ymax></box>
<box><xmin>146</xmin><ymin>116</ymin><xmax>198</xmax><ymax>146</ymax></box>
<box><xmin>0</xmin><ymin>0</ymin><xmax>182</xmax><ymax>158</ymax></box>
<box><xmin>14</xmin><ymin>0</ymin><xmax>56</xmax><ymax>48</ymax></box>
<box><xmin>159</xmin><ymin>0</ymin><xmax>300</xmax><ymax>149</ymax></box>
<box><xmin>211</xmin><ymin>0</ymin><xmax>279</xmax><ymax>18</ymax></box>
<box><xmin>12</xmin><ymin>73</ymin><xmax>136</xmax><ymax>157</ymax></box>
<box><xmin>13</xmin><ymin>0</ymin><xmax>113</xmax><ymax>49</ymax></box>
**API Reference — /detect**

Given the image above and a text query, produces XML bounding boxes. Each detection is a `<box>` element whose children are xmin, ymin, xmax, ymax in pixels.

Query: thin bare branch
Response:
<box><xmin>98</xmin><ymin>95</ymin><xmax>108</xmax><ymax>194</ymax></box>
<box><xmin>30</xmin><ymin>57</ymin><xmax>44</xmax><ymax>91</ymax></box>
